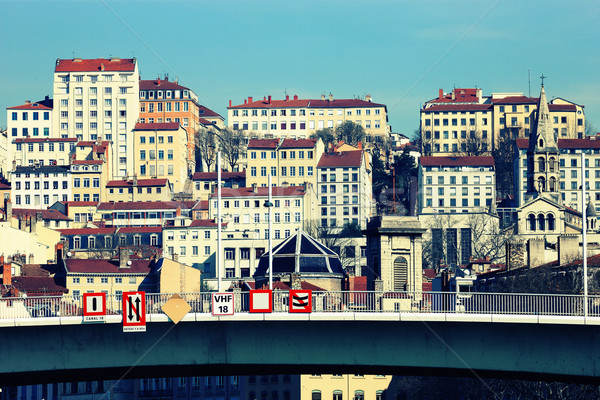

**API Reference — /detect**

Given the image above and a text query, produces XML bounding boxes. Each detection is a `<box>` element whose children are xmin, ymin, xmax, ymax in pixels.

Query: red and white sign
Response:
<box><xmin>123</xmin><ymin>291</ymin><xmax>146</xmax><ymax>332</ymax></box>
<box><xmin>289</xmin><ymin>290</ymin><xmax>312</xmax><ymax>313</ymax></box>
<box><xmin>212</xmin><ymin>293</ymin><xmax>234</xmax><ymax>316</ymax></box>
<box><xmin>249</xmin><ymin>290</ymin><xmax>272</xmax><ymax>313</ymax></box>
<box><xmin>83</xmin><ymin>292</ymin><xmax>106</xmax><ymax>322</ymax></box>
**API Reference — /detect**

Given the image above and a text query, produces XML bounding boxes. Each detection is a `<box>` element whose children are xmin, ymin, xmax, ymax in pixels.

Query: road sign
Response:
<box><xmin>122</xmin><ymin>291</ymin><xmax>146</xmax><ymax>332</ymax></box>
<box><xmin>289</xmin><ymin>290</ymin><xmax>312</xmax><ymax>313</ymax></box>
<box><xmin>212</xmin><ymin>292</ymin><xmax>234</xmax><ymax>316</ymax></box>
<box><xmin>83</xmin><ymin>292</ymin><xmax>106</xmax><ymax>322</ymax></box>
<box><xmin>249</xmin><ymin>290</ymin><xmax>272</xmax><ymax>313</ymax></box>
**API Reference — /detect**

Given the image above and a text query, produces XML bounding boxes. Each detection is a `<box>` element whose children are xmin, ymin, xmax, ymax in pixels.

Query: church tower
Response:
<box><xmin>525</xmin><ymin>80</ymin><xmax>560</xmax><ymax>203</ymax></box>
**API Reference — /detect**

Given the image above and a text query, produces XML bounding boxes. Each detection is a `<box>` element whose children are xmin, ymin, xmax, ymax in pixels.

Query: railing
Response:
<box><xmin>1</xmin><ymin>291</ymin><xmax>600</xmax><ymax>320</ymax></box>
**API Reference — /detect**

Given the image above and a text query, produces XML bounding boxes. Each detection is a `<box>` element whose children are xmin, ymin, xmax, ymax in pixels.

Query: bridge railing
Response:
<box><xmin>2</xmin><ymin>291</ymin><xmax>600</xmax><ymax>320</ymax></box>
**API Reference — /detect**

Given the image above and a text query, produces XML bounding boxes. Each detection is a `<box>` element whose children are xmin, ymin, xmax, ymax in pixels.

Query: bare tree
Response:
<box><xmin>456</xmin><ymin>130</ymin><xmax>490</xmax><ymax>156</ymax></box>
<box><xmin>335</xmin><ymin>121</ymin><xmax>365</xmax><ymax>146</ymax></box>
<box><xmin>466</xmin><ymin>213</ymin><xmax>514</xmax><ymax>263</ymax></box>
<box><xmin>586</xmin><ymin>119</ymin><xmax>596</xmax><ymax>136</ymax></box>
<box><xmin>216</xmin><ymin>128</ymin><xmax>246</xmax><ymax>171</ymax></box>
<box><xmin>195</xmin><ymin>128</ymin><xmax>217</xmax><ymax>172</ymax></box>
<box><xmin>303</xmin><ymin>220</ymin><xmax>362</xmax><ymax>271</ymax></box>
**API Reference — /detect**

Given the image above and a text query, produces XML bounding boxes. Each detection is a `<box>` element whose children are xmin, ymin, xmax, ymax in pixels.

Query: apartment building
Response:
<box><xmin>418</xmin><ymin>156</ymin><xmax>496</xmax><ymax>215</ymax></box>
<box><xmin>106</xmin><ymin>178</ymin><xmax>172</xmax><ymax>202</ymax></box>
<box><xmin>0</xmin><ymin>130</ymin><xmax>8</xmax><ymax>179</ymax></box>
<box><xmin>316</xmin><ymin>150</ymin><xmax>373</xmax><ymax>230</ymax></box>
<box><xmin>191</xmin><ymin>171</ymin><xmax>245</xmax><ymax>201</ymax></box>
<box><xmin>6</xmin><ymin>97</ymin><xmax>53</xmax><ymax>139</ymax></box>
<box><xmin>11</xmin><ymin>137</ymin><xmax>77</xmax><ymax>168</ymax></box>
<box><xmin>11</xmin><ymin>165</ymin><xmax>71</xmax><ymax>208</ymax></box>
<box><xmin>246</xmin><ymin>138</ymin><xmax>324</xmax><ymax>187</ymax></box>
<box><xmin>420</xmin><ymin>87</ymin><xmax>585</xmax><ymax>155</ymax></box>
<box><xmin>133</xmin><ymin>122</ymin><xmax>189</xmax><ymax>193</ymax></box>
<box><xmin>53</xmin><ymin>57</ymin><xmax>140</xmax><ymax>177</ymax></box>
<box><xmin>139</xmin><ymin>77</ymin><xmax>225</xmax><ymax>173</ymax></box>
<box><xmin>97</xmin><ymin>200</ymin><xmax>196</xmax><ymax>227</ymax></box>
<box><xmin>227</xmin><ymin>94</ymin><xmax>389</xmax><ymax>141</ymax></box>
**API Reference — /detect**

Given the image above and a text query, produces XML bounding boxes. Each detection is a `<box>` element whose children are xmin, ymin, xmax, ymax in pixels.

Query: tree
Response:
<box><xmin>414</xmin><ymin>126</ymin><xmax>433</xmax><ymax>157</ymax></box>
<box><xmin>303</xmin><ymin>220</ymin><xmax>362</xmax><ymax>271</ymax></box>
<box><xmin>195</xmin><ymin>128</ymin><xmax>217</xmax><ymax>172</ymax></box>
<box><xmin>586</xmin><ymin>119</ymin><xmax>596</xmax><ymax>136</ymax></box>
<box><xmin>335</xmin><ymin>121</ymin><xmax>365</xmax><ymax>146</ymax></box>
<box><xmin>370</xmin><ymin>146</ymin><xmax>392</xmax><ymax>214</ymax></box>
<box><xmin>466</xmin><ymin>213</ymin><xmax>514</xmax><ymax>263</ymax></box>
<box><xmin>493</xmin><ymin>133</ymin><xmax>516</xmax><ymax>197</ymax></box>
<box><xmin>456</xmin><ymin>130</ymin><xmax>490</xmax><ymax>156</ymax></box>
<box><xmin>216</xmin><ymin>128</ymin><xmax>246</xmax><ymax>171</ymax></box>
<box><xmin>391</xmin><ymin>147</ymin><xmax>418</xmax><ymax>213</ymax></box>
<box><xmin>311</xmin><ymin>127</ymin><xmax>335</xmax><ymax>150</ymax></box>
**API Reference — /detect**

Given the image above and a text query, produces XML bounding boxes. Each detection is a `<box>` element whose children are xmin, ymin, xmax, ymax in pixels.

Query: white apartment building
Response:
<box><xmin>418</xmin><ymin>156</ymin><xmax>496</xmax><ymax>215</ymax></box>
<box><xmin>53</xmin><ymin>58</ymin><xmax>140</xmax><ymax>178</ymax></box>
<box><xmin>515</xmin><ymin>137</ymin><xmax>600</xmax><ymax>213</ymax></box>
<box><xmin>11</xmin><ymin>165</ymin><xmax>71</xmax><ymax>209</ymax></box>
<box><xmin>6</xmin><ymin>97</ymin><xmax>53</xmax><ymax>140</ymax></box>
<box><xmin>11</xmin><ymin>137</ymin><xmax>77</xmax><ymax>167</ymax></box>
<box><xmin>227</xmin><ymin>94</ymin><xmax>389</xmax><ymax>141</ymax></box>
<box><xmin>316</xmin><ymin>150</ymin><xmax>373</xmax><ymax>230</ymax></box>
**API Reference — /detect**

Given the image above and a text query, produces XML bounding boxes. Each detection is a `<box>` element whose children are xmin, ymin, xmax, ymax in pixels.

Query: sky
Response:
<box><xmin>1</xmin><ymin>0</ymin><xmax>599</xmax><ymax>137</ymax></box>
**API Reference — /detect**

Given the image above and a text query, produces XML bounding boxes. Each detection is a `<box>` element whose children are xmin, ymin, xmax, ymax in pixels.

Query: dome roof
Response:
<box><xmin>253</xmin><ymin>230</ymin><xmax>345</xmax><ymax>278</ymax></box>
<box><xmin>587</xmin><ymin>200</ymin><xmax>597</xmax><ymax>217</ymax></box>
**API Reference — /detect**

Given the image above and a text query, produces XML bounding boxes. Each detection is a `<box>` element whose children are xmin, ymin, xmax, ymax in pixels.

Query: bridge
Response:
<box><xmin>2</xmin><ymin>291</ymin><xmax>600</xmax><ymax>385</ymax></box>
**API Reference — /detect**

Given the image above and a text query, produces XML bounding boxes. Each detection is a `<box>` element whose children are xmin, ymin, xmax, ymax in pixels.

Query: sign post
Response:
<box><xmin>83</xmin><ymin>292</ymin><xmax>106</xmax><ymax>323</ymax></box>
<box><xmin>122</xmin><ymin>291</ymin><xmax>146</xmax><ymax>332</ymax></box>
<box><xmin>211</xmin><ymin>292</ymin><xmax>234</xmax><ymax>316</ymax></box>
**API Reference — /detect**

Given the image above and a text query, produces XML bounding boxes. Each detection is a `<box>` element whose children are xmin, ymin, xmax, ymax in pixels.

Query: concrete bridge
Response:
<box><xmin>2</xmin><ymin>291</ymin><xmax>600</xmax><ymax>385</ymax></box>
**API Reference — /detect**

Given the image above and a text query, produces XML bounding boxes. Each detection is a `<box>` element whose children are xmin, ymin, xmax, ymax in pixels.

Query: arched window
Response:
<box><xmin>538</xmin><ymin>157</ymin><xmax>545</xmax><ymax>172</ymax></box>
<box><xmin>354</xmin><ymin>391</ymin><xmax>365</xmax><ymax>400</ymax></box>
<box><xmin>537</xmin><ymin>177</ymin><xmax>546</xmax><ymax>192</ymax></box>
<box><xmin>548</xmin><ymin>214</ymin><xmax>555</xmax><ymax>231</ymax></box>
<box><xmin>549</xmin><ymin>177</ymin><xmax>556</xmax><ymax>192</ymax></box>
<box><xmin>312</xmin><ymin>390</ymin><xmax>322</xmax><ymax>400</ymax></box>
<box><xmin>529</xmin><ymin>214</ymin><xmax>536</xmax><ymax>231</ymax></box>
<box><xmin>538</xmin><ymin>214</ymin><xmax>546</xmax><ymax>231</ymax></box>
<box><xmin>393</xmin><ymin>256</ymin><xmax>408</xmax><ymax>291</ymax></box>
<box><xmin>549</xmin><ymin>157</ymin><xmax>556</xmax><ymax>172</ymax></box>
<box><xmin>376</xmin><ymin>391</ymin><xmax>384</xmax><ymax>400</ymax></box>
<box><xmin>539</xmin><ymin>139</ymin><xmax>544</xmax><ymax>148</ymax></box>
<box><xmin>333</xmin><ymin>391</ymin><xmax>343</xmax><ymax>400</ymax></box>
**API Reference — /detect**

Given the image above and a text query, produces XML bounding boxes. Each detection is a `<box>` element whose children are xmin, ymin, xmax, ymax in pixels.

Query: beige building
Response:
<box><xmin>418</xmin><ymin>155</ymin><xmax>496</xmax><ymax>215</ymax></box>
<box><xmin>11</xmin><ymin>137</ymin><xmax>77</xmax><ymax>168</ymax></box>
<box><xmin>106</xmin><ymin>177</ymin><xmax>172</xmax><ymax>202</ymax></box>
<box><xmin>53</xmin><ymin>57</ymin><xmax>140</xmax><ymax>177</ymax></box>
<box><xmin>228</xmin><ymin>94</ymin><xmax>389</xmax><ymax>142</ymax></box>
<box><xmin>301</xmin><ymin>375</ymin><xmax>392</xmax><ymax>400</ymax></box>
<box><xmin>191</xmin><ymin>171</ymin><xmax>246</xmax><ymax>201</ymax></box>
<box><xmin>516</xmin><ymin>196</ymin><xmax>582</xmax><ymax>239</ymax></box>
<box><xmin>420</xmin><ymin>87</ymin><xmax>585</xmax><ymax>155</ymax></box>
<box><xmin>247</xmin><ymin>138</ymin><xmax>324</xmax><ymax>187</ymax></box>
<box><xmin>133</xmin><ymin>122</ymin><xmax>189</xmax><ymax>193</ymax></box>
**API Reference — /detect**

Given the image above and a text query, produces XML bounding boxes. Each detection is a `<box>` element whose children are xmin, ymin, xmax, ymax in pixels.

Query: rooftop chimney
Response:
<box><xmin>286</xmin><ymin>95</ymin><xmax>289</xmax><ymax>101</ymax></box>
<box><xmin>119</xmin><ymin>247</ymin><xmax>131</xmax><ymax>268</ymax></box>
<box><xmin>4</xmin><ymin>198</ymin><xmax>11</xmax><ymax>222</ymax></box>
<box><xmin>25</xmin><ymin>100</ymin><xmax>31</xmax><ymax>105</ymax></box>
<box><xmin>229</xmin><ymin>100</ymin><xmax>232</xmax><ymax>107</ymax></box>
<box><xmin>321</xmin><ymin>94</ymin><xmax>326</xmax><ymax>100</ymax></box>
<box><xmin>293</xmin><ymin>94</ymin><xmax>298</xmax><ymax>100</ymax></box>
<box><xmin>100</xmin><ymin>63</ymin><xmax>105</xmax><ymax>71</ymax></box>
<box><xmin>365</xmin><ymin>94</ymin><xmax>372</xmax><ymax>102</ymax></box>
<box><xmin>248</xmin><ymin>96</ymin><xmax>253</xmax><ymax>103</ymax></box>
<box><xmin>329</xmin><ymin>93</ymin><xmax>333</xmax><ymax>102</ymax></box>
<box><xmin>3</xmin><ymin>261</ymin><xmax>11</xmax><ymax>286</ymax></box>
<box><xmin>244</xmin><ymin>99</ymin><xmax>247</xmax><ymax>105</ymax></box>
<box><xmin>252</xmin><ymin>183</ymin><xmax>258</xmax><ymax>194</ymax></box>
<box><xmin>268</xmin><ymin>95</ymin><xmax>271</xmax><ymax>104</ymax></box>
<box><xmin>439</xmin><ymin>89</ymin><xmax>444</xmax><ymax>99</ymax></box>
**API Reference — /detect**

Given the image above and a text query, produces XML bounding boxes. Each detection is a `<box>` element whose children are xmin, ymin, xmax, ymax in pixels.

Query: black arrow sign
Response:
<box><xmin>128</xmin><ymin>296</ymin><xmax>142</xmax><ymax>322</ymax></box>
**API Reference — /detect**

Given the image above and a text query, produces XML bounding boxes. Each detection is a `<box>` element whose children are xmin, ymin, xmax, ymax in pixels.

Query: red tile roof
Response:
<box><xmin>72</xmin><ymin>160</ymin><xmax>104</xmax><ymax>165</ymax></box>
<box><xmin>59</xmin><ymin>228</ymin><xmax>117</xmax><ymax>235</ymax></box>
<box><xmin>193</xmin><ymin>200</ymin><xmax>209</xmax><ymax>210</ymax></box>
<box><xmin>97</xmin><ymin>201</ymin><xmax>191</xmax><ymax>211</ymax></box>
<box><xmin>12</xmin><ymin>208</ymin><xmax>71</xmax><ymax>221</ymax></box>
<box><xmin>77</xmin><ymin>140</ymin><xmax>110</xmax><ymax>147</ymax></box>
<box><xmin>280</xmin><ymin>139</ymin><xmax>317</xmax><ymax>149</ymax></box>
<box><xmin>189</xmin><ymin>219</ymin><xmax>219</xmax><ymax>227</ymax></box>
<box><xmin>10</xmin><ymin>276</ymin><xmax>67</xmax><ymax>295</ymax></box>
<box><xmin>191</xmin><ymin>171</ymin><xmax>245</xmax><ymax>181</ymax></box>
<box><xmin>199</xmin><ymin>118</ymin><xmax>215</xmax><ymax>126</ymax></box>
<box><xmin>212</xmin><ymin>186</ymin><xmax>305</xmax><ymax>198</ymax></box>
<box><xmin>317</xmin><ymin>151</ymin><xmax>363</xmax><ymax>168</ymax></box>
<box><xmin>106</xmin><ymin>178</ymin><xmax>169</xmax><ymax>188</ymax></box>
<box><xmin>55</xmin><ymin>58</ymin><xmax>136</xmax><ymax>72</ymax></box>
<box><xmin>117</xmin><ymin>226</ymin><xmax>163</xmax><ymax>233</ymax></box>
<box><xmin>198</xmin><ymin>106</ymin><xmax>222</xmax><ymax>118</ymax></box>
<box><xmin>422</xmin><ymin>104</ymin><xmax>492</xmax><ymax>112</ymax></box>
<box><xmin>248</xmin><ymin>139</ymin><xmax>279</xmax><ymax>149</ymax></box>
<box><xmin>427</xmin><ymin>88</ymin><xmax>481</xmax><ymax>104</ymax></box>
<box><xmin>61</xmin><ymin>201</ymin><xmax>99</xmax><ymax>207</ymax></box>
<box><xmin>419</xmin><ymin>155</ymin><xmax>495</xmax><ymax>167</ymax></box>
<box><xmin>517</xmin><ymin>138</ymin><xmax>600</xmax><ymax>149</ymax></box>
<box><xmin>492</xmin><ymin>96</ymin><xmax>536</xmax><ymax>105</ymax></box>
<box><xmin>139</xmin><ymin>79</ymin><xmax>189</xmax><ymax>91</ymax></box>
<box><xmin>65</xmin><ymin>258</ymin><xmax>152</xmax><ymax>274</ymax></box>
<box><xmin>0</xmin><ymin>182</ymin><xmax>10</xmax><ymax>190</ymax></box>
<box><xmin>229</xmin><ymin>97</ymin><xmax>385</xmax><ymax>109</ymax></box>
<box><xmin>7</xmin><ymin>102</ymin><xmax>52</xmax><ymax>111</ymax></box>
<box><xmin>549</xmin><ymin>103</ymin><xmax>577</xmax><ymax>112</ymax></box>
<box><xmin>134</xmin><ymin>122</ymin><xmax>180</xmax><ymax>131</ymax></box>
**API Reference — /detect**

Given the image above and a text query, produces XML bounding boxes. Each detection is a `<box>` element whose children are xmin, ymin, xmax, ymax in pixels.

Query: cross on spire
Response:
<box><xmin>540</xmin><ymin>74</ymin><xmax>547</xmax><ymax>87</ymax></box>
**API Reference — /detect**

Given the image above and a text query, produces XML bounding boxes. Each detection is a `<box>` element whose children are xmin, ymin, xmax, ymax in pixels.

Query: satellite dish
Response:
<box><xmin>127</xmin><ymin>260</ymin><xmax>132</xmax><ymax>266</ymax></box>
<box><xmin>67</xmin><ymin>251</ymin><xmax>72</xmax><ymax>257</ymax></box>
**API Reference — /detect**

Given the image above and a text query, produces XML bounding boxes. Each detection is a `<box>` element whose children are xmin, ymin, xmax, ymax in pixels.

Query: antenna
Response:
<box><xmin>528</xmin><ymin>68</ymin><xmax>531</xmax><ymax>97</ymax></box>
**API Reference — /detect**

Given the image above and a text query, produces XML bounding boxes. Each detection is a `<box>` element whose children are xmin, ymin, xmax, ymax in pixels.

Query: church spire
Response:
<box><xmin>530</xmin><ymin>78</ymin><xmax>557</xmax><ymax>152</ymax></box>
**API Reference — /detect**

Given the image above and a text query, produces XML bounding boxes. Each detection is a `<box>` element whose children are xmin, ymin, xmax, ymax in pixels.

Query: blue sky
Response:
<box><xmin>2</xmin><ymin>0</ymin><xmax>599</xmax><ymax>137</ymax></box>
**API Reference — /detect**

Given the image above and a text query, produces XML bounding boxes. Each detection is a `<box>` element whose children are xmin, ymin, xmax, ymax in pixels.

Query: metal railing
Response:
<box><xmin>1</xmin><ymin>291</ymin><xmax>600</xmax><ymax>320</ymax></box>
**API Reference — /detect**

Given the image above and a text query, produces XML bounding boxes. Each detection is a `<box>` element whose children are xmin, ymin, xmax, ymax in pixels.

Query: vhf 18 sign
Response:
<box><xmin>123</xmin><ymin>291</ymin><xmax>146</xmax><ymax>332</ymax></box>
<box><xmin>212</xmin><ymin>293</ymin><xmax>234</xmax><ymax>316</ymax></box>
